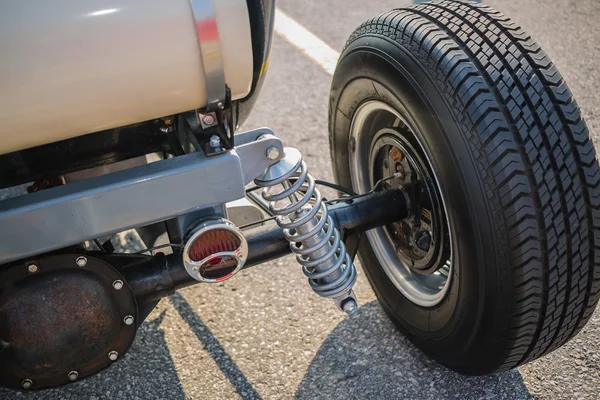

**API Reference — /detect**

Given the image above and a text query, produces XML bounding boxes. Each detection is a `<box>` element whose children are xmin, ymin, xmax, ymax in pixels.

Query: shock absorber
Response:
<box><xmin>254</xmin><ymin>147</ymin><xmax>358</xmax><ymax>314</ymax></box>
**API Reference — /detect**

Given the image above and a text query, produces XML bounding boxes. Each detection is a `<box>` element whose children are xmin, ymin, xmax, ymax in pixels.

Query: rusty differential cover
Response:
<box><xmin>0</xmin><ymin>254</ymin><xmax>137</xmax><ymax>390</ymax></box>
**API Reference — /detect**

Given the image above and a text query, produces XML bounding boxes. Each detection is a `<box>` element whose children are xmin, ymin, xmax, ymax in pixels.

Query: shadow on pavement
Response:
<box><xmin>170</xmin><ymin>292</ymin><xmax>262</xmax><ymax>400</ymax></box>
<box><xmin>295</xmin><ymin>301</ymin><xmax>532</xmax><ymax>400</ymax></box>
<box><xmin>0</xmin><ymin>310</ymin><xmax>187</xmax><ymax>400</ymax></box>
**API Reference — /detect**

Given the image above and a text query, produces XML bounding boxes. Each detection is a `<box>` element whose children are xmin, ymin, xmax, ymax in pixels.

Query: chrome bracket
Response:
<box><xmin>189</xmin><ymin>0</ymin><xmax>226</xmax><ymax>111</ymax></box>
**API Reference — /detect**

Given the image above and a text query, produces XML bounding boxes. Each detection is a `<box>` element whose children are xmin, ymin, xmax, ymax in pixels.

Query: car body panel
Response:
<box><xmin>0</xmin><ymin>0</ymin><xmax>253</xmax><ymax>155</ymax></box>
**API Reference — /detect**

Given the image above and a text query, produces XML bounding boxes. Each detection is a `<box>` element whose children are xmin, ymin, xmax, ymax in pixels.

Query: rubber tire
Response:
<box><xmin>329</xmin><ymin>0</ymin><xmax>600</xmax><ymax>374</ymax></box>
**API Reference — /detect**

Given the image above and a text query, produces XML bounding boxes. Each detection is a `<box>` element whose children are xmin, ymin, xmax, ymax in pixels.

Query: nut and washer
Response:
<box><xmin>112</xmin><ymin>280</ymin><xmax>124</xmax><ymax>290</ymax></box>
<box><xmin>21</xmin><ymin>379</ymin><xmax>33</xmax><ymax>389</ymax></box>
<box><xmin>68</xmin><ymin>371</ymin><xmax>79</xmax><ymax>381</ymax></box>
<box><xmin>108</xmin><ymin>351</ymin><xmax>119</xmax><ymax>361</ymax></box>
<box><xmin>75</xmin><ymin>256</ymin><xmax>87</xmax><ymax>267</ymax></box>
<box><xmin>342</xmin><ymin>299</ymin><xmax>358</xmax><ymax>315</ymax></box>
<box><xmin>209</xmin><ymin>135</ymin><xmax>221</xmax><ymax>148</ymax></box>
<box><xmin>198</xmin><ymin>112</ymin><xmax>218</xmax><ymax>129</ymax></box>
<box><xmin>266</xmin><ymin>146</ymin><xmax>280</xmax><ymax>160</ymax></box>
<box><xmin>27</xmin><ymin>264</ymin><xmax>39</xmax><ymax>273</ymax></box>
<box><xmin>202</xmin><ymin>114</ymin><xmax>215</xmax><ymax>125</ymax></box>
<box><xmin>123</xmin><ymin>315</ymin><xmax>135</xmax><ymax>326</ymax></box>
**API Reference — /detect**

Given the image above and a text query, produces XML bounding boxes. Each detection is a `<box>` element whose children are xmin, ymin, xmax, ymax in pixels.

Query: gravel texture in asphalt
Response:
<box><xmin>1</xmin><ymin>0</ymin><xmax>599</xmax><ymax>399</ymax></box>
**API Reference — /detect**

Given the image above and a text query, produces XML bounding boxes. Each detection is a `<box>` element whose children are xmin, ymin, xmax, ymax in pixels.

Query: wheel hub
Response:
<box><xmin>370</xmin><ymin>129</ymin><xmax>449</xmax><ymax>275</ymax></box>
<box><xmin>349</xmin><ymin>100</ymin><xmax>453</xmax><ymax>307</ymax></box>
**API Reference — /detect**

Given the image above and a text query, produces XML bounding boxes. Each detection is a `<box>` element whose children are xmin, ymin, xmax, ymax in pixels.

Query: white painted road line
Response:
<box><xmin>274</xmin><ymin>9</ymin><xmax>340</xmax><ymax>76</ymax></box>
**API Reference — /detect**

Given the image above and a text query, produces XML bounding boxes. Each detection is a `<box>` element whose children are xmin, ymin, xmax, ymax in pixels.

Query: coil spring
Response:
<box><xmin>254</xmin><ymin>156</ymin><xmax>357</xmax><ymax>301</ymax></box>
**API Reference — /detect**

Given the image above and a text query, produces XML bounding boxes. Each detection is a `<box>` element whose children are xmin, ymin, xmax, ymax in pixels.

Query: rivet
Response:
<box><xmin>68</xmin><ymin>371</ymin><xmax>79</xmax><ymax>381</ymax></box>
<box><xmin>123</xmin><ymin>315</ymin><xmax>134</xmax><ymax>326</ymax></box>
<box><xmin>27</xmin><ymin>264</ymin><xmax>39</xmax><ymax>273</ymax></box>
<box><xmin>112</xmin><ymin>280</ymin><xmax>123</xmax><ymax>290</ymax></box>
<box><xmin>108</xmin><ymin>351</ymin><xmax>119</xmax><ymax>361</ymax></box>
<box><xmin>21</xmin><ymin>379</ymin><xmax>32</xmax><ymax>389</ymax></box>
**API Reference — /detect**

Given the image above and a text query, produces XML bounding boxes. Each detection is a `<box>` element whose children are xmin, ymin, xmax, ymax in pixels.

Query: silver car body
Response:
<box><xmin>0</xmin><ymin>0</ymin><xmax>254</xmax><ymax>155</ymax></box>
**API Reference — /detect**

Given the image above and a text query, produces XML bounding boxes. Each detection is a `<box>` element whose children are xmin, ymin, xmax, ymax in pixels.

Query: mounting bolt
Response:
<box><xmin>108</xmin><ymin>351</ymin><xmax>119</xmax><ymax>361</ymax></box>
<box><xmin>266</xmin><ymin>146</ymin><xmax>280</xmax><ymax>160</ymax></box>
<box><xmin>209</xmin><ymin>135</ymin><xmax>221</xmax><ymax>148</ymax></box>
<box><xmin>123</xmin><ymin>315</ymin><xmax>135</xmax><ymax>326</ymax></box>
<box><xmin>76</xmin><ymin>256</ymin><xmax>87</xmax><ymax>267</ymax></box>
<box><xmin>21</xmin><ymin>379</ymin><xmax>33</xmax><ymax>389</ymax></box>
<box><xmin>394</xmin><ymin>164</ymin><xmax>405</xmax><ymax>180</ymax></box>
<box><xmin>342</xmin><ymin>299</ymin><xmax>358</xmax><ymax>315</ymax></box>
<box><xmin>112</xmin><ymin>280</ymin><xmax>123</xmax><ymax>290</ymax></box>
<box><xmin>27</xmin><ymin>264</ymin><xmax>39</xmax><ymax>273</ymax></box>
<box><xmin>415</xmin><ymin>231</ymin><xmax>432</xmax><ymax>252</ymax></box>
<box><xmin>68</xmin><ymin>371</ymin><xmax>79</xmax><ymax>381</ymax></box>
<box><xmin>202</xmin><ymin>114</ymin><xmax>215</xmax><ymax>125</ymax></box>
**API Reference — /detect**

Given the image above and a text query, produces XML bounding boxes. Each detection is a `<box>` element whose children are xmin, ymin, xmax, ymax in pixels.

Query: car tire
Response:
<box><xmin>329</xmin><ymin>0</ymin><xmax>600</xmax><ymax>374</ymax></box>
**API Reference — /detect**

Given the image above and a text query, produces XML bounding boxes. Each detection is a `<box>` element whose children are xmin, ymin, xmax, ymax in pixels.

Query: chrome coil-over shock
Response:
<box><xmin>255</xmin><ymin>147</ymin><xmax>358</xmax><ymax>314</ymax></box>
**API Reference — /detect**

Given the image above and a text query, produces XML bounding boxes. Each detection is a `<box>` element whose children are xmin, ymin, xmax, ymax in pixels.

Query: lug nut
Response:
<box><xmin>112</xmin><ymin>280</ymin><xmax>123</xmax><ymax>290</ymax></box>
<box><xmin>27</xmin><ymin>264</ymin><xmax>39</xmax><ymax>273</ymax></box>
<box><xmin>416</xmin><ymin>231</ymin><xmax>432</xmax><ymax>252</ymax></box>
<box><xmin>108</xmin><ymin>351</ymin><xmax>119</xmax><ymax>361</ymax></box>
<box><xmin>76</xmin><ymin>256</ymin><xmax>87</xmax><ymax>267</ymax></box>
<box><xmin>342</xmin><ymin>299</ymin><xmax>358</xmax><ymax>315</ymax></box>
<box><xmin>123</xmin><ymin>315</ymin><xmax>135</xmax><ymax>326</ymax></box>
<box><xmin>209</xmin><ymin>135</ymin><xmax>221</xmax><ymax>148</ymax></box>
<box><xmin>21</xmin><ymin>379</ymin><xmax>32</xmax><ymax>389</ymax></box>
<box><xmin>266</xmin><ymin>146</ymin><xmax>280</xmax><ymax>160</ymax></box>
<box><xmin>68</xmin><ymin>371</ymin><xmax>79</xmax><ymax>381</ymax></box>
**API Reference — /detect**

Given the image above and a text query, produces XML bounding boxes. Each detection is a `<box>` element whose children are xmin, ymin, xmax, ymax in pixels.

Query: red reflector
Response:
<box><xmin>188</xmin><ymin>229</ymin><xmax>242</xmax><ymax>261</ymax></box>
<box><xmin>182</xmin><ymin>218</ymin><xmax>248</xmax><ymax>283</ymax></box>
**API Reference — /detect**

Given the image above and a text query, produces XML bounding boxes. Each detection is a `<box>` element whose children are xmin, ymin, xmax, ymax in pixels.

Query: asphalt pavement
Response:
<box><xmin>2</xmin><ymin>0</ymin><xmax>600</xmax><ymax>399</ymax></box>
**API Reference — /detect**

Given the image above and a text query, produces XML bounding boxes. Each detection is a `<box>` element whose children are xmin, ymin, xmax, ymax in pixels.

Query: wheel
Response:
<box><xmin>329</xmin><ymin>0</ymin><xmax>600</xmax><ymax>374</ymax></box>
